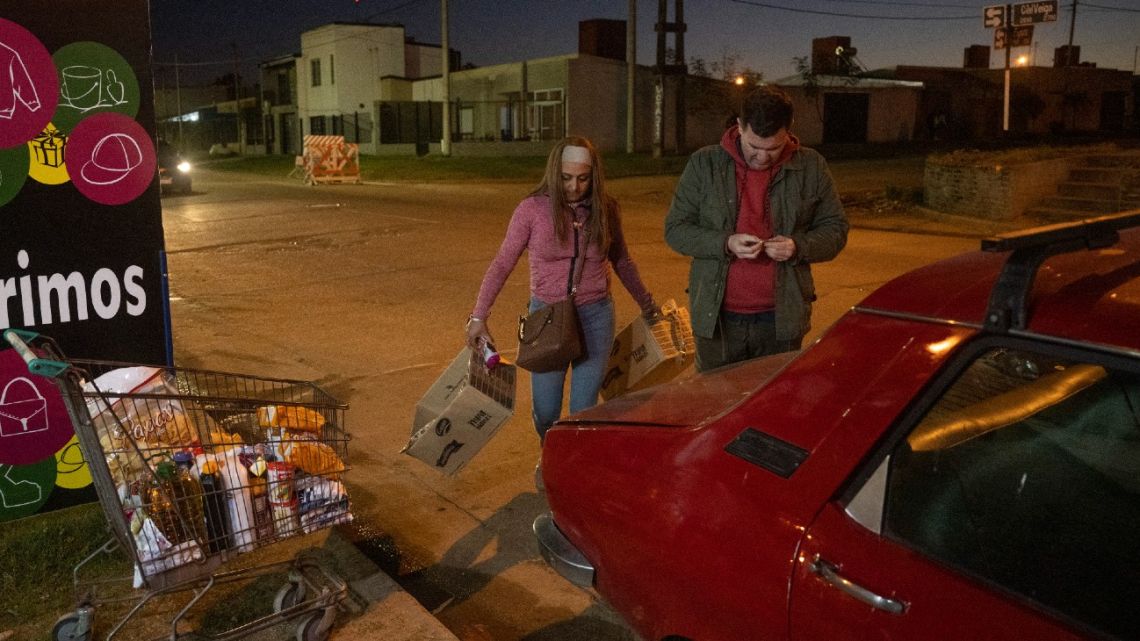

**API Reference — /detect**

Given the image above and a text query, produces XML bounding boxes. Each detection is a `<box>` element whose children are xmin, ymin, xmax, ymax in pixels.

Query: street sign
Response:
<box><xmin>994</xmin><ymin>25</ymin><xmax>1034</xmax><ymax>50</ymax></box>
<box><xmin>984</xmin><ymin>4</ymin><xmax>1005</xmax><ymax>28</ymax></box>
<box><xmin>1012</xmin><ymin>1</ymin><xmax>1058</xmax><ymax>26</ymax></box>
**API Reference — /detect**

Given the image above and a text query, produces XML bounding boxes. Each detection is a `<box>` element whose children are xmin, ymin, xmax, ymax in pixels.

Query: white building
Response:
<box><xmin>262</xmin><ymin>20</ymin><xmax>734</xmax><ymax>156</ymax></box>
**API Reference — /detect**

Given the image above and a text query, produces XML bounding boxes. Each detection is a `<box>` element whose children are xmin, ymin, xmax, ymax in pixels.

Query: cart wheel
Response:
<box><xmin>52</xmin><ymin>613</ymin><xmax>91</xmax><ymax>641</ymax></box>
<box><xmin>295</xmin><ymin>612</ymin><xmax>330</xmax><ymax>641</ymax></box>
<box><xmin>274</xmin><ymin>582</ymin><xmax>307</xmax><ymax>612</ymax></box>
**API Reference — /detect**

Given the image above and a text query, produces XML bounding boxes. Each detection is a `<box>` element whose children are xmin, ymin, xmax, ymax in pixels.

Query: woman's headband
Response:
<box><xmin>561</xmin><ymin>144</ymin><xmax>592</xmax><ymax>166</ymax></box>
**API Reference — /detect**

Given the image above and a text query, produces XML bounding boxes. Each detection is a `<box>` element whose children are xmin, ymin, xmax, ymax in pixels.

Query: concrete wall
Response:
<box><xmin>568</xmin><ymin>56</ymin><xmax>625</xmax><ymax>151</ymax></box>
<box><xmin>925</xmin><ymin>156</ymin><xmax>1073</xmax><ymax>220</ymax></box>
<box><xmin>781</xmin><ymin>85</ymin><xmax>921</xmax><ymax>145</ymax></box>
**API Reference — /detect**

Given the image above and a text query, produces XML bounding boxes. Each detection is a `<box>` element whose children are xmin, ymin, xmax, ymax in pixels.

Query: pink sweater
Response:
<box><xmin>472</xmin><ymin>194</ymin><xmax>654</xmax><ymax>319</ymax></box>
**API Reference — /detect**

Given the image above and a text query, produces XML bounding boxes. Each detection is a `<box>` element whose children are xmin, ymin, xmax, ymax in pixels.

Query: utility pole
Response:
<box><xmin>232</xmin><ymin>42</ymin><xmax>242</xmax><ymax>154</ymax></box>
<box><xmin>441</xmin><ymin>0</ymin><xmax>452</xmax><ymax>156</ymax></box>
<box><xmin>626</xmin><ymin>0</ymin><xmax>635</xmax><ymax>154</ymax></box>
<box><xmin>653</xmin><ymin>0</ymin><xmax>686</xmax><ymax>157</ymax></box>
<box><xmin>1066</xmin><ymin>0</ymin><xmax>1077</xmax><ymax>66</ymax></box>
<box><xmin>1003</xmin><ymin>14</ymin><xmax>1011</xmax><ymax>132</ymax></box>
<box><xmin>175</xmin><ymin>53</ymin><xmax>184</xmax><ymax>149</ymax></box>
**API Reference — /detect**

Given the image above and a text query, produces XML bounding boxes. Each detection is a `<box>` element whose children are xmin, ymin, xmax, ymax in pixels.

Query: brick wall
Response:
<box><xmin>924</xmin><ymin>157</ymin><xmax>1072</xmax><ymax>220</ymax></box>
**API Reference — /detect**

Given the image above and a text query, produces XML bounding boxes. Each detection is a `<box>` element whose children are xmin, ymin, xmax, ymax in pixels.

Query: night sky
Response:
<box><xmin>149</xmin><ymin>0</ymin><xmax>1139</xmax><ymax>86</ymax></box>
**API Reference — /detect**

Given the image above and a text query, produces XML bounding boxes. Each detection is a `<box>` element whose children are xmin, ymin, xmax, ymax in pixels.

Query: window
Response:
<box><xmin>526</xmin><ymin>88</ymin><xmax>564</xmax><ymax>141</ymax></box>
<box><xmin>330</xmin><ymin>54</ymin><xmax>335</xmax><ymax>85</ymax></box>
<box><xmin>276</xmin><ymin>72</ymin><xmax>292</xmax><ymax>105</ymax></box>
<box><xmin>309</xmin><ymin>115</ymin><xmax>326</xmax><ymax>135</ymax></box>
<box><xmin>310</xmin><ymin>58</ymin><xmax>322</xmax><ymax>87</ymax></box>
<box><xmin>884</xmin><ymin>346</ymin><xmax>1140</xmax><ymax>639</ymax></box>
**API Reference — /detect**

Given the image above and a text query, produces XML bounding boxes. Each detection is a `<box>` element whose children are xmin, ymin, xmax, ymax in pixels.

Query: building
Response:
<box><xmin>257</xmin><ymin>19</ymin><xmax>735</xmax><ymax>156</ymax></box>
<box><xmin>770</xmin><ymin>36</ymin><xmax>1134</xmax><ymax>145</ymax></box>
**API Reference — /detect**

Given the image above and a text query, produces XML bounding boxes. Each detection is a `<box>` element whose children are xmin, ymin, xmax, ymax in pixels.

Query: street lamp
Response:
<box><xmin>1016</xmin><ymin>54</ymin><xmax>1029</xmax><ymax>66</ymax></box>
<box><xmin>734</xmin><ymin>75</ymin><xmax>745</xmax><ymax>86</ymax></box>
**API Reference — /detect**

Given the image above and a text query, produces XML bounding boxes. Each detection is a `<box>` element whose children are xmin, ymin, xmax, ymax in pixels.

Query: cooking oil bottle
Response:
<box><xmin>171</xmin><ymin>450</ymin><xmax>208</xmax><ymax>545</ymax></box>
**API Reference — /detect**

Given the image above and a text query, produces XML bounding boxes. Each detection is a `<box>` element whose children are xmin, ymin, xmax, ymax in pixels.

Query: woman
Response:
<box><xmin>466</xmin><ymin>136</ymin><xmax>658</xmax><ymax>440</ymax></box>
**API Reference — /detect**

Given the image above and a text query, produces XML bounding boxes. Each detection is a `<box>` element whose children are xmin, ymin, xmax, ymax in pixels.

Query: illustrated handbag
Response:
<box><xmin>516</xmin><ymin>224</ymin><xmax>585</xmax><ymax>372</ymax></box>
<box><xmin>0</xmin><ymin>377</ymin><xmax>49</xmax><ymax>436</ymax></box>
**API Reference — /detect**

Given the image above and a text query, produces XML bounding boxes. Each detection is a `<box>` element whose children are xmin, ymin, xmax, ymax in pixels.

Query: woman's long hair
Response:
<box><xmin>529</xmin><ymin>136</ymin><xmax>614</xmax><ymax>252</ymax></box>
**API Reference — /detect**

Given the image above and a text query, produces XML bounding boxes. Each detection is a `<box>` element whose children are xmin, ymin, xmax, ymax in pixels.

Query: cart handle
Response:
<box><xmin>3</xmin><ymin>329</ymin><xmax>69</xmax><ymax>378</ymax></box>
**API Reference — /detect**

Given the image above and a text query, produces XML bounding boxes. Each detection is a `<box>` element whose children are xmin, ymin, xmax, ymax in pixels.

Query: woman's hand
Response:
<box><xmin>465</xmin><ymin>316</ymin><xmax>494</xmax><ymax>351</ymax></box>
<box><xmin>641</xmin><ymin>302</ymin><xmax>662</xmax><ymax>323</ymax></box>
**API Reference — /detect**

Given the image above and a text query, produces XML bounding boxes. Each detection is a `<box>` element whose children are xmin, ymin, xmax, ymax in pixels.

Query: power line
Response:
<box><xmin>728</xmin><ymin>0</ymin><xmax>974</xmax><ymax>20</ymax></box>
<box><xmin>1081</xmin><ymin>1</ymin><xmax>1140</xmax><ymax>13</ymax></box>
<box><xmin>817</xmin><ymin>0</ymin><xmax>977</xmax><ymax>7</ymax></box>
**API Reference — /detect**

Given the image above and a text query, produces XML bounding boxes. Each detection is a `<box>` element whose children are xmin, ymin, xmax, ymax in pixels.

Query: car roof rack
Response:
<box><xmin>982</xmin><ymin>210</ymin><xmax>1140</xmax><ymax>332</ymax></box>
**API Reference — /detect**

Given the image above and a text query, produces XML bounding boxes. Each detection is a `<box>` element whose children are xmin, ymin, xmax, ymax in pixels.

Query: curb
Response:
<box><xmin>325</xmin><ymin>530</ymin><xmax>460</xmax><ymax>641</ymax></box>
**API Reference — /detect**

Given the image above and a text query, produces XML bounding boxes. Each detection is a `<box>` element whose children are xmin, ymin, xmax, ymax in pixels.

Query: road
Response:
<box><xmin>160</xmin><ymin>161</ymin><xmax>976</xmax><ymax>641</ymax></box>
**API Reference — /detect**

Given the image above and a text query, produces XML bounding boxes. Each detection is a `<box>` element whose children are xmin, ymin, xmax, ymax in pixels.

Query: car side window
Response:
<box><xmin>884</xmin><ymin>347</ymin><xmax>1140</xmax><ymax>640</ymax></box>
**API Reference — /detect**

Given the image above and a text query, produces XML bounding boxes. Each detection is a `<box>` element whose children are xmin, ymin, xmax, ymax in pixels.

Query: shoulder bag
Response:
<box><xmin>516</xmin><ymin>225</ymin><xmax>585</xmax><ymax>372</ymax></box>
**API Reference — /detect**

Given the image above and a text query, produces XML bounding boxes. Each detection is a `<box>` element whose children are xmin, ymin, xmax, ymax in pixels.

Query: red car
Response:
<box><xmin>535</xmin><ymin>212</ymin><xmax>1140</xmax><ymax>641</ymax></box>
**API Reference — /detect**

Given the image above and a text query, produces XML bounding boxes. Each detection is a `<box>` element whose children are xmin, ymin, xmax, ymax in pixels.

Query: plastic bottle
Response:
<box><xmin>247</xmin><ymin>455</ymin><xmax>275</xmax><ymax>542</ymax></box>
<box><xmin>218</xmin><ymin>448</ymin><xmax>256</xmax><ymax>552</ymax></box>
<box><xmin>171</xmin><ymin>451</ymin><xmax>208</xmax><ymax>545</ymax></box>
<box><xmin>144</xmin><ymin>460</ymin><xmax>187</xmax><ymax>544</ymax></box>
<box><xmin>480</xmin><ymin>339</ymin><xmax>500</xmax><ymax>369</ymax></box>
<box><xmin>198</xmin><ymin>459</ymin><xmax>232</xmax><ymax>553</ymax></box>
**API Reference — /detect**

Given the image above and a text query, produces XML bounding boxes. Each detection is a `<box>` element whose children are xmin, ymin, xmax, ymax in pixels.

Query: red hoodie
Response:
<box><xmin>721</xmin><ymin>125</ymin><xmax>799</xmax><ymax>314</ymax></box>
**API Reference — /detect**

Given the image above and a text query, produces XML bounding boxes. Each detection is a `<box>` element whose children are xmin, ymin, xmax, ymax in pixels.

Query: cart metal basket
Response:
<box><xmin>4</xmin><ymin>330</ymin><xmax>353</xmax><ymax>641</ymax></box>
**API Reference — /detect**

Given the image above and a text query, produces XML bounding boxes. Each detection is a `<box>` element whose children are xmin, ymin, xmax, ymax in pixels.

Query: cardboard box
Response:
<box><xmin>404</xmin><ymin>348</ymin><xmax>516</xmax><ymax>475</ymax></box>
<box><xmin>600</xmin><ymin>300</ymin><xmax>695</xmax><ymax>400</ymax></box>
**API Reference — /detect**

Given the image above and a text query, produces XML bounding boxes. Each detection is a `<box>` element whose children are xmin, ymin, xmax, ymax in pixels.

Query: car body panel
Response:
<box><xmin>541</xmin><ymin>220</ymin><xmax>1140</xmax><ymax>641</ymax></box>
<box><xmin>545</xmin><ymin>317</ymin><xmax>977</xmax><ymax>640</ymax></box>
<box><xmin>791</xmin><ymin>503</ymin><xmax>1088</xmax><ymax>641</ymax></box>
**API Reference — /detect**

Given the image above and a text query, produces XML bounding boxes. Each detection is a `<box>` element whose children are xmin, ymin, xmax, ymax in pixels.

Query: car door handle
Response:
<box><xmin>809</xmin><ymin>555</ymin><xmax>907</xmax><ymax>615</ymax></box>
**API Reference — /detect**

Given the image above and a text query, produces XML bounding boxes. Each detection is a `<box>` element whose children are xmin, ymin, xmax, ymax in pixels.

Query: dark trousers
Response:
<box><xmin>694</xmin><ymin>311</ymin><xmax>802</xmax><ymax>372</ymax></box>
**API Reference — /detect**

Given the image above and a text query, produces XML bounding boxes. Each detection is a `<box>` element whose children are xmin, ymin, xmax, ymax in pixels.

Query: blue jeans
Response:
<box><xmin>530</xmin><ymin>296</ymin><xmax>614</xmax><ymax>441</ymax></box>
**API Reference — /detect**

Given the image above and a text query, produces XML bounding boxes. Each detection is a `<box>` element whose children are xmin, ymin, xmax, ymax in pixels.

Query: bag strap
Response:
<box><xmin>565</xmin><ymin>223</ymin><xmax>585</xmax><ymax>298</ymax></box>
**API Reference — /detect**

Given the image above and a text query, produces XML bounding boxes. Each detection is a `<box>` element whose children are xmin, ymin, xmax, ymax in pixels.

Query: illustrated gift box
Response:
<box><xmin>31</xmin><ymin>129</ymin><xmax>68</xmax><ymax>168</ymax></box>
<box><xmin>601</xmin><ymin>299</ymin><xmax>696</xmax><ymax>400</ymax></box>
<box><xmin>405</xmin><ymin>348</ymin><xmax>516</xmax><ymax>475</ymax></box>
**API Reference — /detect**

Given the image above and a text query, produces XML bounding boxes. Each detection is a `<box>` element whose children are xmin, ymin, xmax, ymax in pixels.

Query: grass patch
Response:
<box><xmin>198</xmin><ymin>151</ymin><xmax>691</xmax><ymax>183</ymax></box>
<box><xmin>0</xmin><ymin>503</ymin><xmax>127</xmax><ymax>638</ymax></box>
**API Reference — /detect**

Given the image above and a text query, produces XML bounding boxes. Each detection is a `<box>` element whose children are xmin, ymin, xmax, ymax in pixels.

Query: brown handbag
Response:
<box><xmin>516</xmin><ymin>225</ymin><xmax>585</xmax><ymax>372</ymax></box>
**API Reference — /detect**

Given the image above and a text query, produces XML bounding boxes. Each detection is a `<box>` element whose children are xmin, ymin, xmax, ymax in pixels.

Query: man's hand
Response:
<box><xmin>726</xmin><ymin>233</ymin><xmax>764</xmax><ymax>260</ymax></box>
<box><xmin>763</xmin><ymin>235</ymin><xmax>796</xmax><ymax>262</ymax></box>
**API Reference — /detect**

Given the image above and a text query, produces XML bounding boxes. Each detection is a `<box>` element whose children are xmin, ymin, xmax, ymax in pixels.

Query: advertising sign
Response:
<box><xmin>0</xmin><ymin>1</ymin><xmax>168</xmax><ymax>521</ymax></box>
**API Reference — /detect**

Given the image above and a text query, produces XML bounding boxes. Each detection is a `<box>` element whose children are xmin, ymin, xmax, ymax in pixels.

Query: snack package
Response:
<box><xmin>283</xmin><ymin>438</ymin><xmax>345</xmax><ymax>478</ymax></box>
<box><xmin>257</xmin><ymin>405</ymin><xmax>326</xmax><ymax>433</ymax></box>
<box><xmin>86</xmin><ymin>367</ymin><xmax>198</xmax><ymax>486</ymax></box>
<box><xmin>84</xmin><ymin>367</ymin><xmax>225</xmax><ymax>487</ymax></box>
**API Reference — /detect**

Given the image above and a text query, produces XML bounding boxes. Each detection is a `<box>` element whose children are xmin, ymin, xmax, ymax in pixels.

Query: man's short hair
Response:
<box><xmin>739</xmin><ymin>86</ymin><xmax>794</xmax><ymax>137</ymax></box>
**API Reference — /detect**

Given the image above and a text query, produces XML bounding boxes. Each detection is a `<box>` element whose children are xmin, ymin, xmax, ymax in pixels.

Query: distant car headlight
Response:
<box><xmin>177</xmin><ymin>161</ymin><xmax>191</xmax><ymax>173</ymax></box>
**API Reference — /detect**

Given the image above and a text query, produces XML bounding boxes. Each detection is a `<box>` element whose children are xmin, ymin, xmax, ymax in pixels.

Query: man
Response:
<box><xmin>664</xmin><ymin>85</ymin><xmax>848</xmax><ymax>371</ymax></box>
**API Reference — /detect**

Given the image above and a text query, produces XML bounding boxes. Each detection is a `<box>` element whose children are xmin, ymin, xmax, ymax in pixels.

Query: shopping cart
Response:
<box><xmin>4</xmin><ymin>330</ymin><xmax>353</xmax><ymax>641</ymax></box>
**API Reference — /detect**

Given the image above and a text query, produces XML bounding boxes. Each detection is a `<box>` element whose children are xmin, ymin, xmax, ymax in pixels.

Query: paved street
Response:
<box><xmin>160</xmin><ymin>160</ymin><xmax>980</xmax><ymax>640</ymax></box>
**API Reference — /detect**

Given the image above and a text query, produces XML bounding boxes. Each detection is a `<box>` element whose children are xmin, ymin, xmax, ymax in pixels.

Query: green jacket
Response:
<box><xmin>664</xmin><ymin>144</ymin><xmax>849</xmax><ymax>341</ymax></box>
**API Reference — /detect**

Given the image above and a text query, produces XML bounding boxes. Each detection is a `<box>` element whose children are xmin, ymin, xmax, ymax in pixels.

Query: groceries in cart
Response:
<box><xmin>4</xmin><ymin>330</ymin><xmax>353</xmax><ymax>641</ymax></box>
<box><xmin>83</xmin><ymin>365</ymin><xmax>353</xmax><ymax>584</ymax></box>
